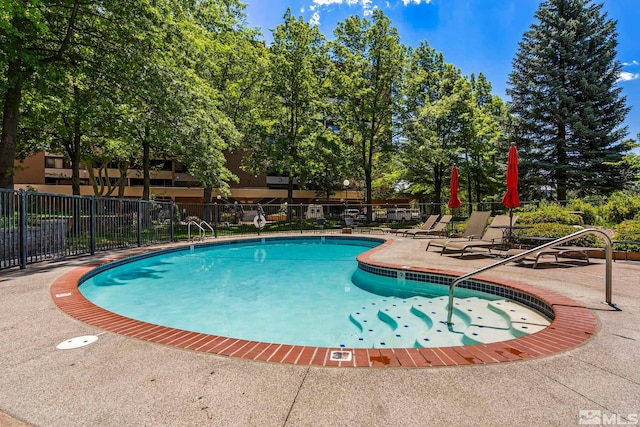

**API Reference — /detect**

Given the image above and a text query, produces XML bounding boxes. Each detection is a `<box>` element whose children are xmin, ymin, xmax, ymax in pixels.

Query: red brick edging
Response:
<box><xmin>50</xmin><ymin>240</ymin><xmax>598</xmax><ymax>367</ymax></box>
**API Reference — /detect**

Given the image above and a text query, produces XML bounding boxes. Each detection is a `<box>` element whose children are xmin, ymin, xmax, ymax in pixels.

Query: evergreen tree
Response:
<box><xmin>507</xmin><ymin>0</ymin><xmax>630</xmax><ymax>200</ymax></box>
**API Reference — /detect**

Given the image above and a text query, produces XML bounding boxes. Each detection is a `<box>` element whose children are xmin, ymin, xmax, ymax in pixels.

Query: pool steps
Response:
<box><xmin>346</xmin><ymin>295</ymin><xmax>550</xmax><ymax>348</ymax></box>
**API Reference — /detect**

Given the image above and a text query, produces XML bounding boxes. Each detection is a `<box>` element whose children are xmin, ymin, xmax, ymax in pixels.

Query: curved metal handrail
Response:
<box><xmin>445</xmin><ymin>228</ymin><xmax>615</xmax><ymax>325</ymax></box>
<box><xmin>200</xmin><ymin>220</ymin><xmax>214</xmax><ymax>238</ymax></box>
<box><xmin>187</xmin><ymin>220</ymin><xmax>205</xmax><ymax>241</ymax></box>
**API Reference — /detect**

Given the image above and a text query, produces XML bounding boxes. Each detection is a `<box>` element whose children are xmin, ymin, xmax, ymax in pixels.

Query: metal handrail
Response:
<box><xmin>187</xmin><ymin>220</ymin><xmax>205</xmax><ymax>241</ymax></box>
<box><xmin>445</xmin><ymin>228</ymin><xmax>615</xmax><ymax>325</ymax></box>
<box><xmin>200</xmin><ymin>220</ymin><xmax>214</xmax><ymax>238</ymax></box>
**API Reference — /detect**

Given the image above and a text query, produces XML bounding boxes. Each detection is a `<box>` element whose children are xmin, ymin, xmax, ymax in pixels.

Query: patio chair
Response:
<box><xmin>505</xmin><ymin>245</ymin><xmax>593</xmax><ymax>268</ymax></box>
<box><xmin>393</xmin><ymin>214</ymin><xmax>439</xmax><ymax>236</ymax></box>
<box><xmin>440</xmin><ymin>215</ymin><xmax>518</xmax><ymax>257</ymax></box>
<box><xmin>407</xmin><ymin>214</ymin><xmax>453</xmax><ymax>238</ymax></box>
<box><xmin>425</xmin><ymin>211</ymin><xmax>492</xmax><ymax>252</ymax></box>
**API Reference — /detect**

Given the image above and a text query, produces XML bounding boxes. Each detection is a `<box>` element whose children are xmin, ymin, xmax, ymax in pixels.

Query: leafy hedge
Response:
<box><xmin>601</xmin><ymin>192</ymin><xmax>640</xmax><ymax>224</ymax></box>
<box><xmin>516</xmin><ymin>203</ymin><xmax>584</xmax><ymax>226</ymax></box>
<box><xmin>612</xmin><ymin>220</ymin><xmax>640</xmax><ymax>252</ymax></box>
<box><xmin>517</xmin><ymin>223</ymin><xmax>600</xmax><ymax>247</ymax></box>
<box><xmin>565</xmin><ymin>199</ymin><xmax>600</xmax><ymax>225</ymax></box>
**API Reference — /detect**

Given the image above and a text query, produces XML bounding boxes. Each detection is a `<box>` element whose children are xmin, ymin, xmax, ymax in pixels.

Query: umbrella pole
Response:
<box><xmin>509</xmin><ymin>208</ymin><xmax>513</xmax><ymax>245</ymax></box>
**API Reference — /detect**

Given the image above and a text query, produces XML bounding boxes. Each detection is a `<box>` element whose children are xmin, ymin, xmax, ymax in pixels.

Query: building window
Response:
<box><xmin>45</xmin><ymin>157</ymin><xmax>71</xmax><ymax>169</ymax></box>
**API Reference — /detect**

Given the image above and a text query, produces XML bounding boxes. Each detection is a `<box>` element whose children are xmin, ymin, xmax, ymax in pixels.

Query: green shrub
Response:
<box><xmin>565</xmin><ymin>199</ymin><xmax>600</xmax><ymax>225</ymax></box>
<box><xmin>612</xmin><ymin>220</ymin><xmax>640</xmax><ymax>252</ymax></box>
<box><xmin>516</xmin><ymin>202</ymin><xmax>583</xmax><ymax>226</ymax></box>
<box><xmin>601</xmin><ymin>191</ymin><xmax>640</xmax><ymax>224</ymax></box>
<box><xmin>518</xmin><ymin>223</ymin><xmax>600</xmax><ymax>247</ymax></box>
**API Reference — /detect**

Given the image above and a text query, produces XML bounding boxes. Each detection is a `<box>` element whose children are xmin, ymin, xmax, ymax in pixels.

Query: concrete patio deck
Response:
<box><xmin>0</xmin><ymin>235</ymin><xmax>638</xmax><ymax>426</ymax></box>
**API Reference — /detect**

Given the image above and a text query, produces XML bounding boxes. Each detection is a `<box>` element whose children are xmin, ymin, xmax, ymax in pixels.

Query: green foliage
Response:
<box><xmin>507</xmin><ymin>0</ymin><xmax>630</xmax><ymax>200</ymax></box>
<box><xmin>565</xmin><ymin>199</ymin><xmax>600</xmax><ymax>225</ymax></box>
<box><xmin>329</xmin><ymin>9</ymin><xmax>406</xmax><ymax>217</ymax></box>
<box><xmin>612</xmin><ymin>220</ymin><xmax>640</xmax><ymax>252</ymax></box>
<box><xmin>517</xmin><ymin>202</ymin><xmax>584</xmax><ymax>225</ymax></box>
<box><xmin>518</xmin><ymin>223</ymin><xmax>599</xmax><ymax>247</ymax></box>
<box><xmin>601</xmin><ymin>191</ymin><xmax>640</xmax><ymax>224</ymax></box>
<box><xmin>244</xmin><ymin>9</ymin><xmax>330</xmax><ymax>206</ymax></box>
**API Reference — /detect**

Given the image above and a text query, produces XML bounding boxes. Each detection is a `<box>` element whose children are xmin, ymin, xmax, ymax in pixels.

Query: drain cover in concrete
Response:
<box><xmin>56</xmin><ymin>335</ymin><xmax>99</xmax><ymax>350</ymax></box>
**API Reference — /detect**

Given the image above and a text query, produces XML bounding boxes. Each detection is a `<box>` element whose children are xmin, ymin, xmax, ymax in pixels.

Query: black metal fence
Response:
<box><xmin>0</xmin><ymin>188</ymin><xmax>525</xmax><ymax>271</ymax></box>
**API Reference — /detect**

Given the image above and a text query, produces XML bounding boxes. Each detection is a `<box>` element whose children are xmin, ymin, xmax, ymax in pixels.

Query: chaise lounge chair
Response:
<box><xmin>425</xmin><ymin>211</ymin><xmax>492</xmax><ymax>252</ymax></box>
<box><xmin>440</xmin><ymin>215</ymin><xmax>518</xmax><ymax>257</ymax></box>
<box><xmin>406</xmin><ymin>214</ymin><xmax>453</xmax><ymax>238</ymax></box>
<box><xmin>392</xmin><ymin>214</ymin><xmax>439</xmax><ymax>236</ymax></box>
<box><xmin>505</xmin><ymin>246</ymin><xmax>593</xmax><ymax>268</ymax></box>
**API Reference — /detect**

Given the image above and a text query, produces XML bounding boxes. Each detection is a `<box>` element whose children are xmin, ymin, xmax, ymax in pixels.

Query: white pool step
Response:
<box><xmin>348</xmin><ymin>296</ymin><xmax>550</xmax><ymax>348</ymax></box>
<box><xmin>488</xmin><ymin>300</ymin><xmax>550</xmax><ymax>326</ymax></box>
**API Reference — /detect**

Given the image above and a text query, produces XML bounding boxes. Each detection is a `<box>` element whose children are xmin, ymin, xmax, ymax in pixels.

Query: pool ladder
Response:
<box><xmin>445</xmin><ymin>228</ymin><xmax>617</xmax><ymax>326</ymax></box>
<box><xmin>187</xmin><ymin>220</ymin><xmax>214</xmax><ymax>241</ymax></box>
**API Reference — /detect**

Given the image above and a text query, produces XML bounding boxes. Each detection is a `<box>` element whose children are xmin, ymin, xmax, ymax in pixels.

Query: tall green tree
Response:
<box><xmin>1</xmin><ymin>0</ymin><xmax>87</xmax><ymax>189</ymax></box>
<box><xmin>464</xmin><ymin>73</ymin><xmax>504</xmax><ymax>204</ymax></box>
<box><xmin>507</xmin><ymin>0</ymin><xmax>630</xmax><ymax>200</ymax></box>
<box><xmin>399</xmin><ymin>41</ymin><xmax>471</xmax><ymax>210</ymax></box>
<box><xmin>187</xmin><ymin>0</ymin><xmax>268</xmax><ymax>205</ymax></box>
<box><xmin>244</xmin><ymin>9</ymin><xmax>329</xmax><ymax>211</ymax></box>
<box><xmin>329</xmin><ymin>10</ymin><xmax>405</xmax><ymax>220</ymax></box>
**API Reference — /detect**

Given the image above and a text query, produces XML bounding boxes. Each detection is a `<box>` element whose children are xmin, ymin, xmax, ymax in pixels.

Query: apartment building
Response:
<box><xmin>13</xmin><ymin>151</ymin><xmax>349</xmax><ymax>204</ymax></box>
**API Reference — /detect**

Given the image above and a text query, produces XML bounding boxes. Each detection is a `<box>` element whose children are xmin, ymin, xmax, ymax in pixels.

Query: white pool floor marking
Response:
<box><xmin>56</xmin><ymin>335</ymin><xmax>99</xmax><ymax>350</ymax></box>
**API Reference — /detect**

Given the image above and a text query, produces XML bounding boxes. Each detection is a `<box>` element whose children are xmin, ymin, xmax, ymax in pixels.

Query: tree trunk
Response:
<box><xmin>142</xmin><ymin>126</ymin><xmax>150</xmax><ymax>201</ymax></box>
<box><xmin>287</xmin><ymin>172</ymin><xmax>294</xmax><ymax>220</ymax></box>
<box><xmin>432</xmin><ymin>164</ymin><xmax>443</xmax><ymax>215</ymax></box>
<box><xmin>203</xmin><ymin>187</ymin><xmax>212</xmax><ymax>222</ymax></box>
<box><xmin>71</xmin><ymin>116</ymin><xmax>82</xmax><ymax>195</ymax></box>
<box><xmin>0</xmin><ymin>60</ymin><xmax>24</xmax><ymax>189</ymax></box>
<box><xmin>556</xmin><ymin>123</ymin><xmax>567</xmax><ymax>202</ymax></box>
<box><xmin>117</xmin><ymin>160</ymin><xmax>128</xmax><ymax>198</ymax></box>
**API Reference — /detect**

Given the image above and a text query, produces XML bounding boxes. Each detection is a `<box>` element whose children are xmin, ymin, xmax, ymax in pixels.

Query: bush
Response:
<box><xmin>612</xmin><ymin>220</ymin><xmax>640</xmax><ymax>252</ymax></box>
<box><xmin>565</xmin><ymin>199</ymin><xmax>600</xmax><ymax>225</ymax></box>
<box><xmin>518</xmin><ymin>223</ymin><xmax>600</xmax><ymax>247</ymax></box>
<box><xmin>601</xmin><ymin>191</ymin><xmax>640</xmax><ymax>224</ymax></box>
<box><xmin>516</xmin><ymin>202</ymin><xmax>583</xmax><ymax>226</ymax></box>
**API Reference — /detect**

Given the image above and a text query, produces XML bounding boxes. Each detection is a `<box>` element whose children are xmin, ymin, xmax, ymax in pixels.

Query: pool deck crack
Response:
<box><xmin>282</xmin><ymin>367</ymin><xmax>310</xmax><ymax>427</ymax></box>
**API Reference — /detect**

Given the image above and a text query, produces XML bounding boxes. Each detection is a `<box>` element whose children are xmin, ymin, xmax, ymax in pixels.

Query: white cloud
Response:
<box><xmin>309</xmin><ymin>0</ymin><xmax>430</xmax><ymax>20</ymax></box>
<box><xmin>362</xmin><ymin>0</ymin><xmax>373</xmax><ymax>15</ymax></box>
<box><xmin>622</xmin><ymin>60</ymin><xmax>639</xmax><ymax>67</ymax></box>
<box><xmin>617</xmin><ymin>71</ymin><xmax>640</xmax><ymax>82</ymax></box>
<box><xmin>313</xmin><ymin>0</ymin><xmax>346</xmax><ymax>5</ymax></box>
<box><xmin>310</xmin><ymin>11</ymin><xmax>321</xmax><ymax>26</ymax></box>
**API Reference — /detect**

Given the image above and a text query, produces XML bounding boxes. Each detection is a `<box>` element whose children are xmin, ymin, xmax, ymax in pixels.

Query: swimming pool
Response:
<box><xmin>78</xmin><ymin>236</ymin><xmax>550</xmax><ymax>349</ymax></box>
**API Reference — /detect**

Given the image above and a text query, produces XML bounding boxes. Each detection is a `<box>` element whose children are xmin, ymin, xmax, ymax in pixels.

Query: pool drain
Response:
<box><xmin>330</xmin><ymin>351</ymin><xmax>352</xmax><ymax>362</ymax></box>
<box><xmin>56</xmin><ymin>335</ymin><xmax>99</xmax><ymax>350</ymax></box>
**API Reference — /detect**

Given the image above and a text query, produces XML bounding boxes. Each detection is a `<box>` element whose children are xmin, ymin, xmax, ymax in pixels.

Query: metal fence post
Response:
<box><xmin>299</xmin><ymin>203</ymin><xmax>303</xmax><ymax>234</ymax></box>
<box><xmin>90</xmin><ymin>197</ymin><xmax>96</xmax><ymax>255</ymax></box>
<box><xmin>214</xmin><ymin>203</ymin><xmax>218</xmax><ymax>238</ymax></box>
<box><xmin>19</xmin><ymin>189</ymin><xmax>27</xmax><ymax>269</ymax></box>
<box><xmin>137</xmin><ymin>200</ymin><xmax>142</xmax><ymax>247</ymax></box>
<box><xmin>170</xmin><ymin>202</ymin><xmax>175</xmax><ymax>242</ymax></box>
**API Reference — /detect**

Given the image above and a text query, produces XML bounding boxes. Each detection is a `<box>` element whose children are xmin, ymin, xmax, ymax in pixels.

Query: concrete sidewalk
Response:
<box><xmin>0</xmin><ymin>236</ymin><xmax>638</xmax><ymax>426</ymax></box>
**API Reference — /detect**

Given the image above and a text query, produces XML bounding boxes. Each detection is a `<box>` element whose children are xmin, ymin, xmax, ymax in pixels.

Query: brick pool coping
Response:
<box><xmin>50</xmin><ymin>237</ymin><xmax>598</xmax><ymax>367</ymax></box>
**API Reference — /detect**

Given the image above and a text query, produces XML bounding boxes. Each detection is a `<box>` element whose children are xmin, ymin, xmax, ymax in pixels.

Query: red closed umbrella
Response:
<box><xmin>502</xmin><ymin>143</ymin><xmax>520</xmax><ymax>209</ymax></box>
<box><xmin>448</xmin><ymin>165</ymin><xmax>462</xmax><ymax>209</ymax></box>
<box><xmin>502</xmin><ymin>143</ymin><xmax>520</xmax><ymax>240</ymax></box>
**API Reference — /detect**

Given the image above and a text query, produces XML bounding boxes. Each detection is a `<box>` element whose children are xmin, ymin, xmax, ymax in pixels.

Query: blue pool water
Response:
<box><xmin>80</xmin><ymin>238</ymin><xmax>549</xmax><ymax>348</ymax></box>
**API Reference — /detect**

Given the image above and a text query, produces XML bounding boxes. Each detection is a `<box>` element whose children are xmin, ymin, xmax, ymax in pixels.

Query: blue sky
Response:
<box><xmin>242</xmin><ymin>0</ymin><xmax>640</xmax><ymax>142</ymax></box>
